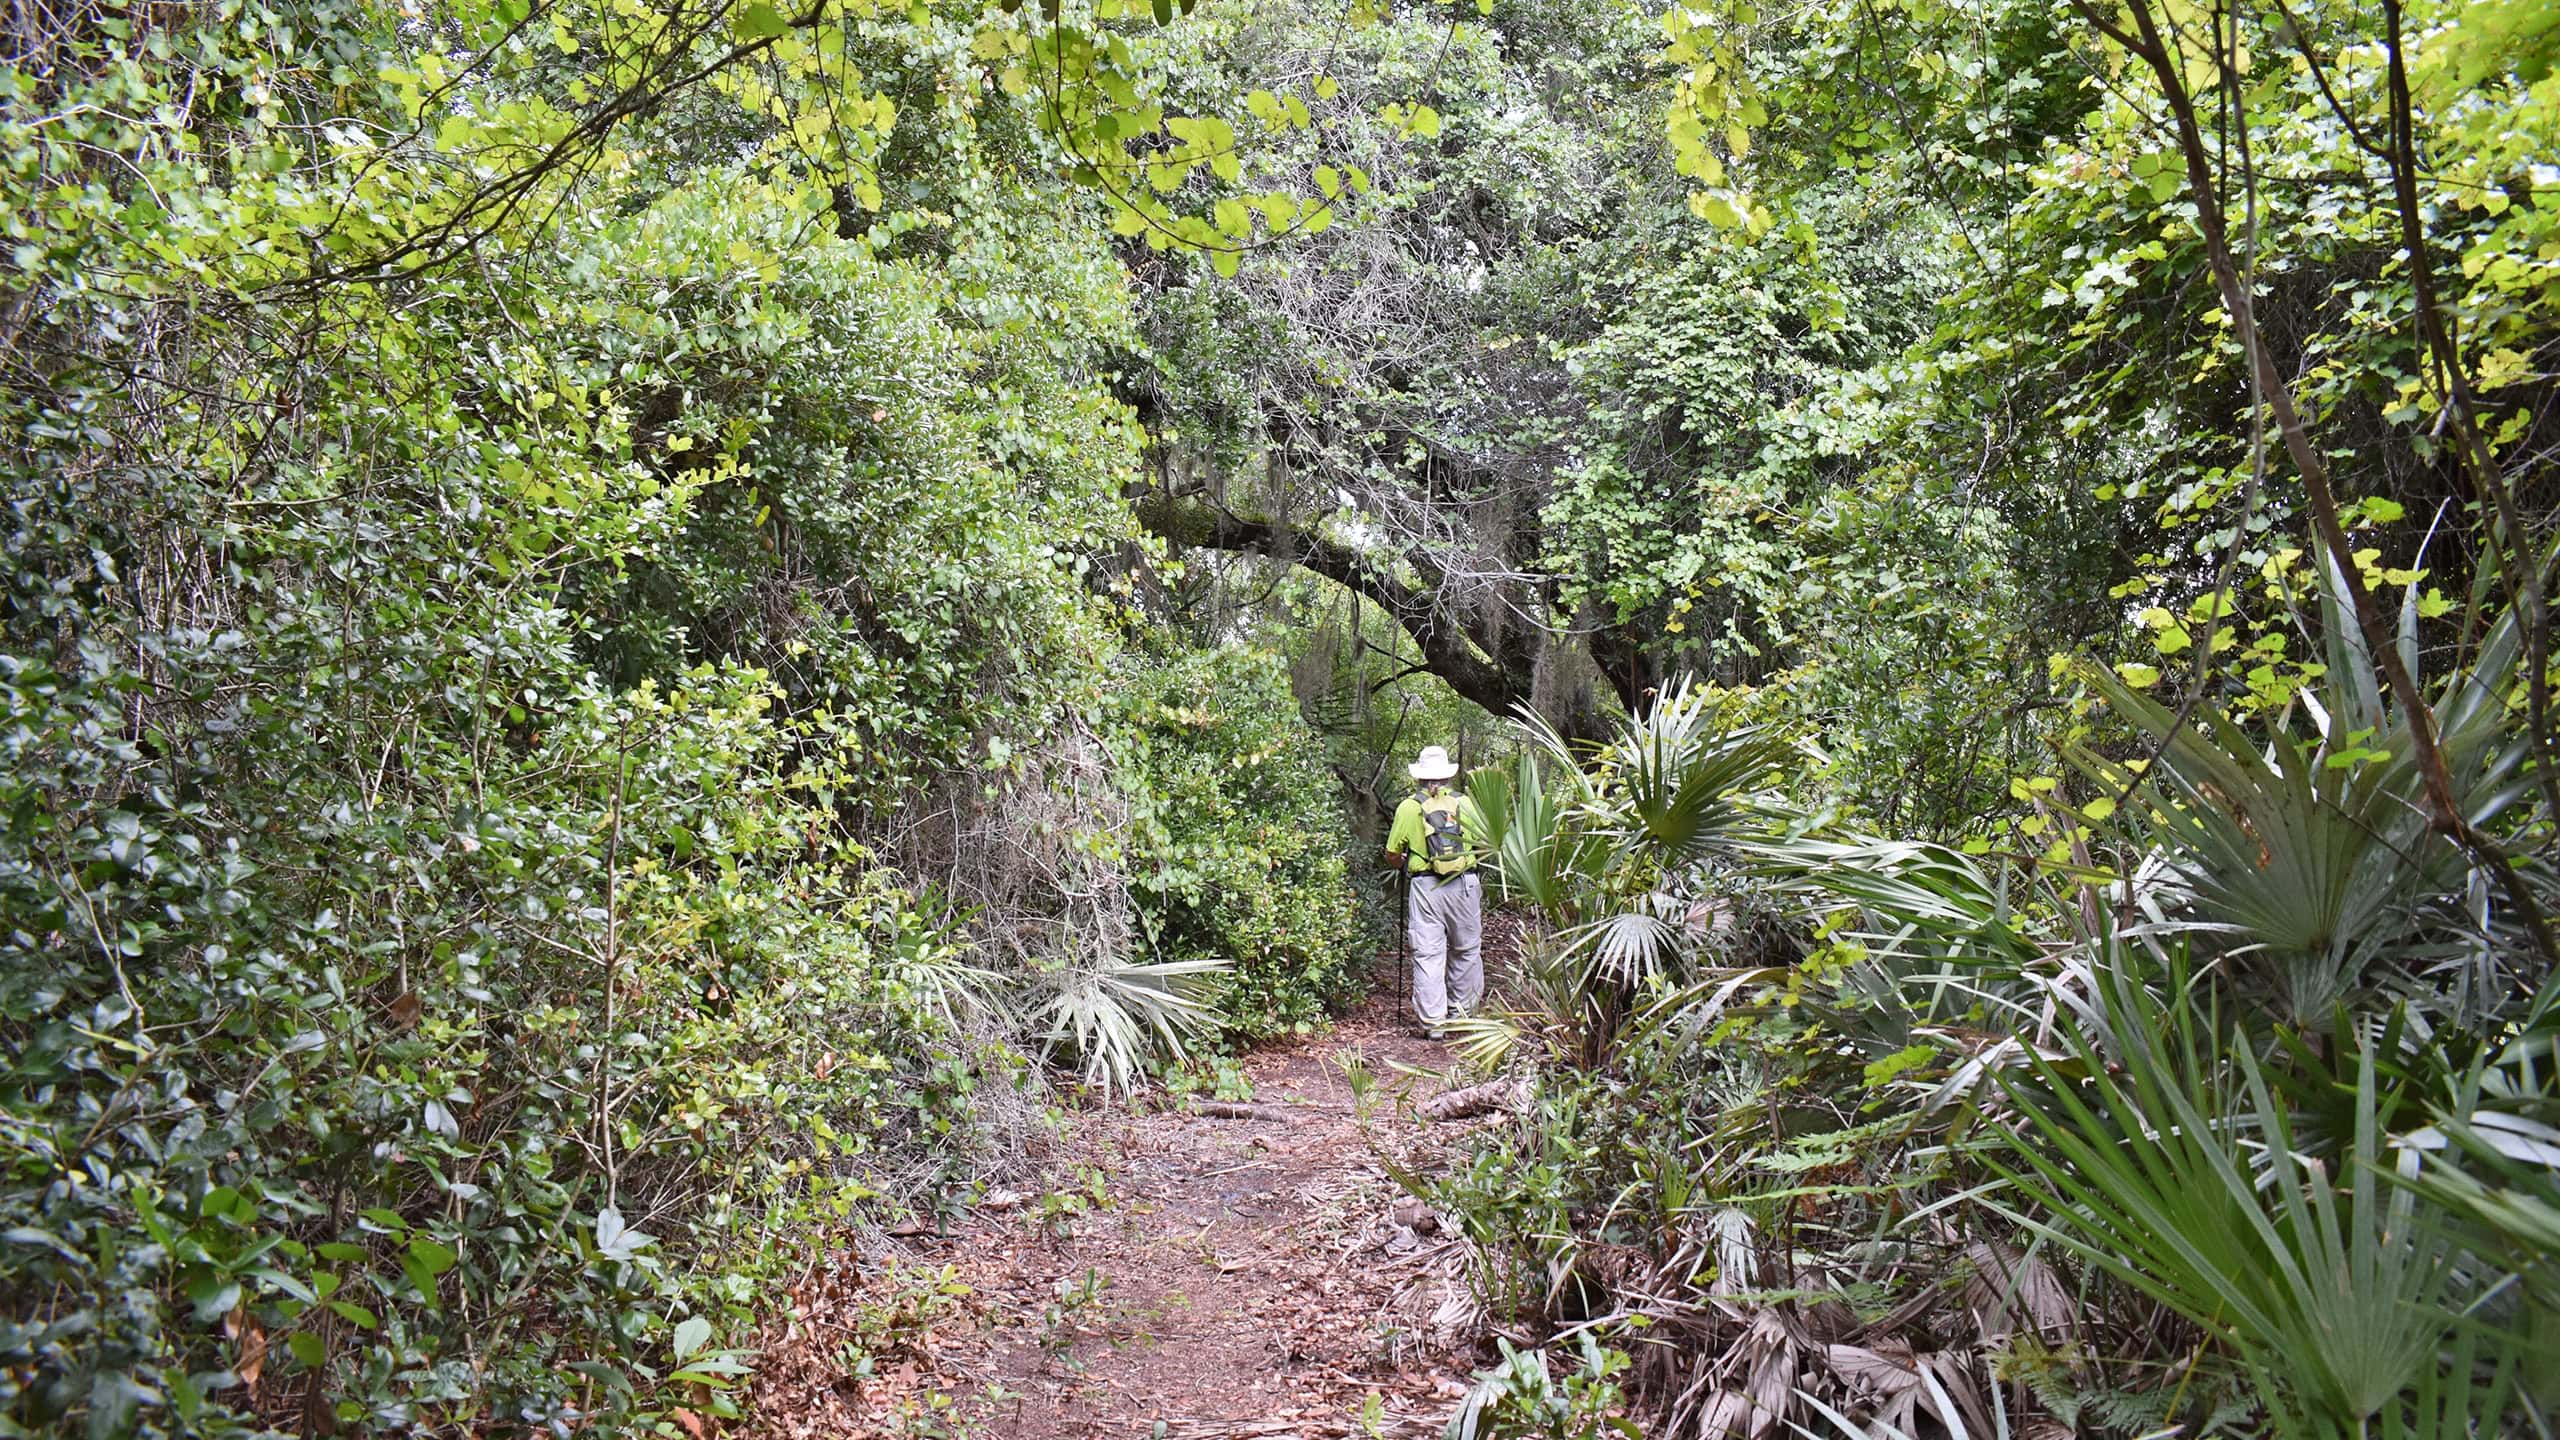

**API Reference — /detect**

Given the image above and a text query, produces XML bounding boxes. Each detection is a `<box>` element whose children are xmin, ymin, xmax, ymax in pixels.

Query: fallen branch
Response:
<box><xmin>1192</xmin><ymin>1101</ymin><xmax>1290</xmax><ymax>1122</ymax></box>
<box><xmin>1419</xmin><ymin>1079</ymin><xmax>1530</xmax><ymax>1121</ymax></box>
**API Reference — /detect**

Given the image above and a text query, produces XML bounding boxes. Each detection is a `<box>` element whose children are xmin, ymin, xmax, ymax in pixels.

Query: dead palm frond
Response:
<box><xmin>1024</xmin><ymin>955</ymin><xmax>1226</xmax><ymax>1095</ymax></box>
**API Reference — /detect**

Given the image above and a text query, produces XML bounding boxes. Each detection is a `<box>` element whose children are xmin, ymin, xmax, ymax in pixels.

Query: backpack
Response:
<box><xmin>1417</xmin><ymin>789</ymin><xmax>1471</xmax><ymax>876</ymax></box>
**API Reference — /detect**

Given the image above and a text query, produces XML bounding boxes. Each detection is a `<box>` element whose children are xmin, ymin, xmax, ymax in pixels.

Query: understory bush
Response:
<box><xmin>0</xmin><ymin>164</ymin><xmax>1090</xmax><ymax>1422</ymax></box>
<box><xmin>1</xmin><ymin>656</ymin><xmax>958</xmax><ymax>1434</ymax></box>
<box><xmin>1112</xmin><ymin>645</ymin><xmax>1364</xmax><ymax>1039</ymax></box>
<box><xmin>0</xmin><ymin>20</ymin><xmax>1174</xmax><ymax>1432</ymax></box>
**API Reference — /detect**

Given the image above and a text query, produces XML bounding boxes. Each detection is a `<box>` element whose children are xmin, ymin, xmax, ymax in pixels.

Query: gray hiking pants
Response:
<box><xmin>1407</xmin><ymin>870</ymin><xmax>1483</xmax><ymax>1026</ymax></box>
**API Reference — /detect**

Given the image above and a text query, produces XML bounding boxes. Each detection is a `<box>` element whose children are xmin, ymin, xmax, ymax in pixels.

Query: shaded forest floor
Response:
<box><xmin>747</xmin><ymin>930</ymin><xmax>1526</xmax><ymax>1439</ymax></box>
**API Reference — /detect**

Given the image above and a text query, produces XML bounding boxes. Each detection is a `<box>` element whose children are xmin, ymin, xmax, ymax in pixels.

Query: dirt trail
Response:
<box><xmin>749</xmin><ymin>983</ymin><xmax>1497</xmax><ymax>1440</ymax></box>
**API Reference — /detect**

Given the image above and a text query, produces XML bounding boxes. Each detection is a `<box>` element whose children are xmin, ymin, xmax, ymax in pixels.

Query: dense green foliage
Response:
<box><xmin>1121</xmin><ymin>0</ymin><xmax>2560</xmax><ymax>1429</ymax></box>
<box><xmin>1443</xmin><ymin>619</ymin><xmax>2555</xmax><ymax>1434</ymax></box>
<box><xmin>1114</xmin><ymin>646</ymin><xmax>1362</xmax><ymax>1037</ymax></box>
<box><xmin>0</xmin><ymin>0</ymin><xmax>1362</xmax><ymax>1431</ymax></box>
<box><xmin>6</xmin><ymin>0</ymin><xmax>2557</xmax><ymax>1430</ymax></box>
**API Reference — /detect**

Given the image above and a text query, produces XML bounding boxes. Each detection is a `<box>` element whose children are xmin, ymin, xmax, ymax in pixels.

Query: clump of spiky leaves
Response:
<box><xmin>1428</xmin><ymin>611</ymin><xmax>2555</xmax><ymax>1440</ymax></box>
<box><xmin>2399</xmin><ymin>969</ymin><xmax>2560</xmax><ymax>1410</ymax></box>
<box><xmin>1468</xmin><ymin>745</ymin><xmax>1605</xmax><ymax>926</ymax></box>
<box><xmin>1459</xmin><ymin>681</ymin><xmax>1791</xmax><ymax>1069</ymax></box>
<box><xmin>1988</xmin><ymin>958</ymin><xmax>2492</xmax><ymax>1434</ymax></box>
<box><xmin>1025</xmin><ymin>954</ymin><xmax>1227</xmax><ymax>1095</ymax></box>
<box><xmin>2069</xmin><ymin>609</ymin><xmax>2533</xmax><ymax>1031</ymax></box>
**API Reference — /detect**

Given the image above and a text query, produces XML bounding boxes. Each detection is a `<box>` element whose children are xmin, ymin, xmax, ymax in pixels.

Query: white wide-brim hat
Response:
<box><xmin>1408</xmin><ymin>745</ymin><xmax>1459</xmax><ymax>781</ymax></box>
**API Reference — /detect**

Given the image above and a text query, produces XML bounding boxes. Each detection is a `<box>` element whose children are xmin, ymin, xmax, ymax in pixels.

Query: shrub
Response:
<box><xmin>1111</xmin><ymin>646</ymin><xmax>1364</xmax><ymax>1039</ymax></box>
<box><xmin>0</xmin><ymin>145</ymin><xmax>1108</xmax><ymax>1440</ymax></box>
<box><xmin>0</xmin><ymin>619</ymin><xmax>966</xmax><ymax>1434</ymax></box>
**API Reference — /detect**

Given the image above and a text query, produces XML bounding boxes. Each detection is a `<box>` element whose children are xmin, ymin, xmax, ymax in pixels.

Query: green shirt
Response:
<box><xmin>1386</xmin><ymin>786</ymin><xmax>1483</xmax><ymax>875</ymax></box>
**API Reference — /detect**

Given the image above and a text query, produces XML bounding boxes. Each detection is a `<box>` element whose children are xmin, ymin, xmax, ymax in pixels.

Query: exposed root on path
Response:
<box><xmin>744</xmin><ymin>982</ymin><xmax>1514</xmax><ymax>1439</ymax></box>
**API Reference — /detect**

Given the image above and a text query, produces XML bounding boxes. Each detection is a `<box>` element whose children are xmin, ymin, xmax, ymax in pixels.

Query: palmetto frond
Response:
<box><xmin>1467</xmin><ymin>748</ymin><xmax>1607</xmax><ymax>925</ymax></box>
<box><xmin>1990</xmin><ymin>963</ymin><xmax>2471</xmax><ymax>1433</ymax></box>
<box><xmin>1557</xmin><ymin>895</ymin><xmax>1686</xmax><ymax>989</ymax></box>
<box><xmin>1607</xmin><ymin>678</ymin><xmax>1791</xmax><ymax>862</ymax></box>
<box><xmin>1739</xmin><ymin>831</ymin><xmax>2046</xmax><ymax>973</ymax></box>
<box><xmin>883</xmin><ymin>881</ymin><xmax>1009</xmax><ymax>1028</ymax></box>
<box><xmin>2074</xmin><ymin>601</ymin><xmax>2535</xmax><ymax>1027</ymax></box>
<box><xmin>1470</xmin><ymin>679</ymin><xmax>1796</xmax><ymax>1065</ymax></box>
<box><xmin>1025</xmin><ymin>955</ymin><xmax>1227</xmax><ymax>1095</ymax></box>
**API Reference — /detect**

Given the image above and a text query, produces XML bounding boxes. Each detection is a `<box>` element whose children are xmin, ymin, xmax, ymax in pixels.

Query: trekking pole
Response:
<box><xmin>1396</xmin><ymin>869</ymin><xmax>1410</xmax><ymax>1008</ymax></box>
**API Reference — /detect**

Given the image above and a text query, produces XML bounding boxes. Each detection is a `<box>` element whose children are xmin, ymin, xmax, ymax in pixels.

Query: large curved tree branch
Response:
<box><xmin>1134</xmin><ymin>489</ymin><xmax>1537</xmax><ymax>722</ymax></box>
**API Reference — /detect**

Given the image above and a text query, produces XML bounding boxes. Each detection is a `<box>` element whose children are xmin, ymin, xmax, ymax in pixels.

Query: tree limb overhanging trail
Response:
<box><xmin>1135</xmin><ymin>485</ymin><xmax>1555</xmax><ymax>724</ymax></box>
<box><xmin>1132</xmin><ymin>466</ymin><xmax>1657</xmax><ymax>744</ymax></box>
<box><xmin>1116</xmin><ymin>108</ymin><xmax>1696</xmax><ymax>742</ymax></box>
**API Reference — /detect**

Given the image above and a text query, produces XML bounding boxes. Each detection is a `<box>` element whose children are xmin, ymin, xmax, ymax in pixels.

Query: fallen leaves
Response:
<box><xmin>226</xmin><ymin>1308</ymin><xmax>267</xmax><ymax>1398</ymax></box>
<box><xmin>739</xmin><ymin>991</ymin><xmax>1476</xmax><ymax>1439</ymax></box>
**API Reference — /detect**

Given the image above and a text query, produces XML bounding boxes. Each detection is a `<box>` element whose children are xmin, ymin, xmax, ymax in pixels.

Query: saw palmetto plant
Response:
<box><xmin>1427</xmin><ymin>627</ymin><xmax>2553</xmax><ymax>1438</ymax></box>
<box><xmin>1991</xmin><ymin>962</ymin><xmax>2474</xmax><ymax>1436</ymax></box>
<box><xmin>1459</xmin><ymin>681</ymin><xmax>1792</xmax><ymax>1070</ymax></box>
<box><xmin>1024</xmin><ymin>954</ymin><xmax>1228</xmax><ymax>1096</ymax></box>
<box><xmin>2068</xmin><ymin>597</ymin><xmax>2537</xmax><ymax>1031</ymax></box>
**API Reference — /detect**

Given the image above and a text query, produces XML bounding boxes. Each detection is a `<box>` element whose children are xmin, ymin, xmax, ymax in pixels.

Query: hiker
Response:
<box><xmin>1385</xmin><ymin>745</ymin><xmax>1483</xmax><ymax>1039</ymax></box>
